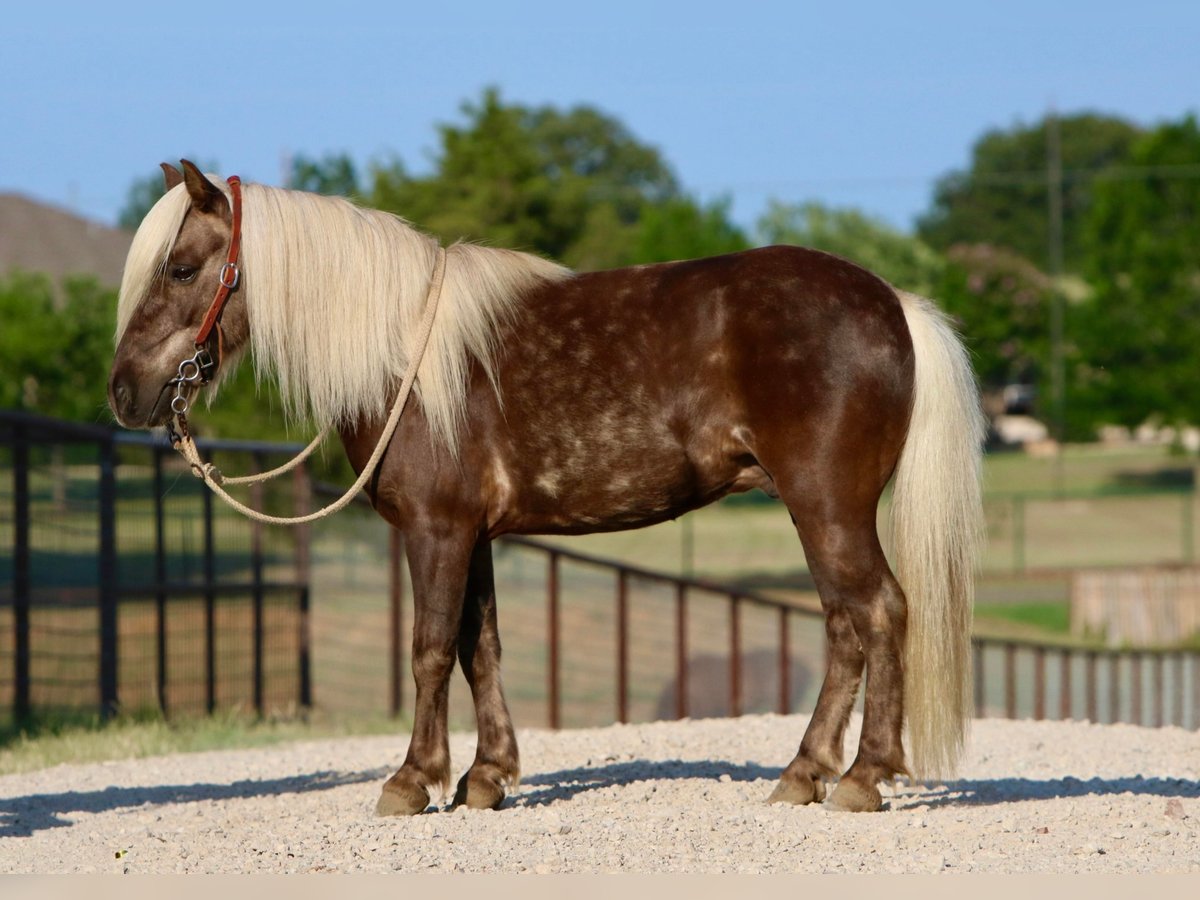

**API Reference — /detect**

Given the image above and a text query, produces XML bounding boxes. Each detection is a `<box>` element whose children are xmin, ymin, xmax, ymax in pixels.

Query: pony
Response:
<box><xmin>108</xmin><ymin>160</ymin><xmax>984</xmax><ymax>815</ymax></box>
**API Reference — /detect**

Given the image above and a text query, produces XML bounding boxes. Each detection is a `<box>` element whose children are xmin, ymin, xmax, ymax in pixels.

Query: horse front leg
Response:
<box><xmin>451</xmin><ymin>536</ymin><xmax>519</xmax><ymax>810</ymax></box>
<box><xmin>376</xmin><ymin>526</ymin><xmax>475</xmax><ymax>817</ymax></box>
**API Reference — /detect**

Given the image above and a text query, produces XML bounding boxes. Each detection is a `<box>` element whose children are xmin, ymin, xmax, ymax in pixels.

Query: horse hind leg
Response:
<box><xmin>451</xmin><ymin>537</ymin><xmax>520</xmax><ymax>810</ymax></box>
<box><xmin>795</xmin><ymin>519</ymin><xmax>909</xmax><ymax>812</ymax></box>
<box><xmin>768</xmin><ymin>486</ymin><xmax>910</xmax><ymax>812</ymax></box>
<box><xmin>768</xmin><ymin>600</ymin><xmax>864</xmax><ymax>805</ymax></box>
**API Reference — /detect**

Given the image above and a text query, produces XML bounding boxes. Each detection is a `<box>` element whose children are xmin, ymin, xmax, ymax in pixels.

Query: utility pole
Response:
<box><xmin>1047</xmin><ymin>106</ymin><xmax>1066</xmax><ymax>495</ymax></box>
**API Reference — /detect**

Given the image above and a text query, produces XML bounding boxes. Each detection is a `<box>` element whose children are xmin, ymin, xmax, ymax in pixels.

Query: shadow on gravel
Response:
<box><xmin>514</xmin><ymin>758</ymin><xmax>781</xmax><ymax>808</ymax></box>
<box><xmin>913</xmin><ymin>775</ymin><xmax>1200</xmax><ymax>809</ymax></box>
<box><xmin>0</xmin><ymin>767</ymin><xmax>390</xmax><ymax>838</ymax></box>
<box><xmin>513</xmin><ymin>761</ymin><xmax>1200</xmax><ymax>812</ymax></box>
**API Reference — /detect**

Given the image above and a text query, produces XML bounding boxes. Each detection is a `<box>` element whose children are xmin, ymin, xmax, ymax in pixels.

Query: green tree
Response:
<box><xmin>1069</xmin><ymin>114</ymin><xmax>1200</xmax><ymax>433</ymax></box>
<box><xmin>630</xmin><ymin>196</ymin><xmax>749</xmax><ymax>264</ymax></box>
<box><xmin>917</xmin><ymin>113</ymin><xmax>1141</xmax><ymax>272</ymax></box>
<box><xmin>935</xmin><ymin>244</ymin><xmax>1056</xmax><ymax>392</ymax></box>
<box><xmin>368</xmin><ymin>88</ymin><xmax>680</xmax><ymax>269</ymax></box>
<box><xmin>758</xmin><ymin>200</ymin><xmax>944</xmax><ymax>295</ymax></box>
<box><xmin>287</xmin><ymin>153</ymin><xmax>362</xmax><ymax>198</ymax></box>
<box><xmin>0</xmin><ymin>273</ymin><xmax>116</xmax><ymax>422</ymax></box>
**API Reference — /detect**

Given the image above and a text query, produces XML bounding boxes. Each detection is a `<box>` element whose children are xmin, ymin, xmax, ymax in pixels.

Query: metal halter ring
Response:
<box><xmin>171</xmin><ymin>389</ymin><xmax>192</xmax><ymax>416</ymax></box>
<box><xmin>177</xmin><ymin>357</ymin><xmax>203</xmax><ymax>384</ymax></box>
<box><xmin>219</xmin><ymin>262</ymin><xmax>240</xmax><ymax>290</ymax></box>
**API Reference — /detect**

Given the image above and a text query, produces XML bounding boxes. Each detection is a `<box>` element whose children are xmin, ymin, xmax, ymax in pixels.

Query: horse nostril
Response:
<box><xmin>109</xmin><ymin>378</ymin><xmax>133</xmax><ymax>420</ymax></box>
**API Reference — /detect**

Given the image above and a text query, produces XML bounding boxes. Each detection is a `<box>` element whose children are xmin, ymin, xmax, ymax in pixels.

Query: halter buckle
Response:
<box><xmin>219</xmin><ymin>262</ymin><xmax>240</xmax><ymax>290</ymax></box>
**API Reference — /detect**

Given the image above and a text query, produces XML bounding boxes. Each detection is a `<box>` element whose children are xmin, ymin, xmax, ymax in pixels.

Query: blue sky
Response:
<box><xmin>3</xmin><ymin>0</ymin><xmax>1196</xmax><ymax>236</ymax></box>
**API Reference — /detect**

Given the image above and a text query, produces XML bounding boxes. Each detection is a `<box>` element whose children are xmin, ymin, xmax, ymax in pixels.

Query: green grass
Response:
<box><xmin>0</xmin><ymin>708</ymin><xmax>409</xmax><ymax>777</ymax></box>
<box><xmin>974</xmin><ymin>601</ymin><xmax>1071</xmax><ymax>635</ymax></box>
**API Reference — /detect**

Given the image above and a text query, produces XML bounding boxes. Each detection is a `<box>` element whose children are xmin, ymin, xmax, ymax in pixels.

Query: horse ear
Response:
<box><xmin>160</xmin><ymin>163</ymin><xmax>183</xmax><ymax>191</ymax></box>
<box><xmin>180</xmin><ymin>159</ymin><xmax>228</xmax><ymax>217</ymax></box>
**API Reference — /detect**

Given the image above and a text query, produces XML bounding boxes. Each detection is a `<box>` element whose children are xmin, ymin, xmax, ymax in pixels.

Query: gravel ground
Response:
<box><xmin>1</xmin><ymin>713</ymin><xmax>1197</xmax><ymax>874</ymax></box>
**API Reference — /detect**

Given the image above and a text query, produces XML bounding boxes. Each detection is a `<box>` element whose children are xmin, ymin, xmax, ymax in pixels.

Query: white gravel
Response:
<box><xmin>1</xmin><ymin>714</ymin><xmax>1197</xmax><ymax>874</ymax></box>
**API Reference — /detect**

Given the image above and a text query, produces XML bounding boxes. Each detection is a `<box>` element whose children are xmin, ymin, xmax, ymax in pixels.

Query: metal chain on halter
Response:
<box><xmin>169</xmin><ymin>246</ymin><xmax>446</xmax><ymax>526</ymax></box>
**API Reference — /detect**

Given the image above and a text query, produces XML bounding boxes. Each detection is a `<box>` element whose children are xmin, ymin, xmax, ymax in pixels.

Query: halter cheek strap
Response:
<box><xmin>165</xmin><ymin>175</ymin><xmax>243</xmax><ymax>419</ymax></box>
<box><xmin>192</xmin><ymin>175</ymin><xmax>243</xmax><ymax>367</ymax></box>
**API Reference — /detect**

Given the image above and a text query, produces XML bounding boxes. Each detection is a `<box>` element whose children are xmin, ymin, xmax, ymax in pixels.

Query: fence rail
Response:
<box><xmin>1</xmin><ymin>410</ymin><xmax>311</xmax><ymax>722</ymax></box>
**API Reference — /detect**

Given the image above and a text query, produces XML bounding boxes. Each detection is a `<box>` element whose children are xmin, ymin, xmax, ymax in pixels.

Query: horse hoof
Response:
<box><xmin>767</xmin><ymin>773</ymin><xmax>826</xmax><ymax>806</ymax></box>
<box><xmin>375</xmin><ymin>779</ymin><xmax>431</xmax><ymax>817</ymax></box>
<box><xmin>826</xmin><ymin>779</ymin><xmax>882</xmax><ymax>812</ymax></box>
<box><xmin>452</xmin><ymin>770</ymin><xmax>507</xmax><ymax>811</ymax></box>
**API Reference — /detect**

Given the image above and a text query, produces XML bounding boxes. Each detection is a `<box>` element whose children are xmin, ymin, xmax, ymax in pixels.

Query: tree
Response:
<box><xmin>758</xmin><ymin>200</ymin><xmax>944</xmax><ymax>295</ymax></box>
<box><xmin>0</xmin><ymin>273</ymin><xmax>116</xmax><ymax>422</ymax></box>
<box><xmin>935</xmin><ymin>244</ymin><xmax>1056</xmax><ymax>393</ymax></box>
<box><xmin>368</xmin><ymin>88</ymin><xmax>681</xmax><ymax>269</ymax></box>
<box><xmin>630</xmin><ymin>196</ymin><xmax>749</xmax><ymax>265</ymax></box>
<box><xmin>1069</xmin><ymin>114</ymin><xmax>1200</xmax><ymax>433</ymax></box>
<box><xmin>287</xmin><ymin>153</ymin><xmax>361</xmax><ymax>198</ymax></box>
<box><xmin>917</xmin><ymin>113</ymin><xmax>1141</xmax><ymax>273</ymax></box>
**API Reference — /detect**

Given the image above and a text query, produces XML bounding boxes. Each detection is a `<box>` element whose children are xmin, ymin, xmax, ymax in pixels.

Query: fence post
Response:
<box><xmin>1153</xmin><ymin>654</ymin><xmax>1164</xmax><ymax>728</ymax></box>
<box><xmin>1182</xmin><ymin>489</ymin><xmax>1195</xmax><ymax>564</ymax></box>
<box><xmin>1085</xmin><ymin>650</ymin><xmax>1098</xmax><ymax>723</ymax></box>
<box><xmin>1172</xmin><ymin>653</ymin><xmax>1184</xmax><ymax>728</ymax></box>
<box><xmin>1109</xmin><ymin>653</ymin><xmax>1120</xmax><ymax>724</ymax></box>
<box><xmin>251</xmin><ymin>452</ymin><xmax>265</xmax><ymax>717</ymax></box>
<box><xmin>1013</xmin><ymin>495</ymin><xmax>1026</xmax><ymax>573</ymax></box>
<box><xmin>1033</xmin><ymin>646</ymin><xmax>1046</xmax><ymax>720</ymax></box>
<box><xmin>293</xmin><ymin>463</ymin><xmax>312</xmax><ymax>710</ymax></box>
<box><xmin>616</xmin><ymin>569</ymin><xmax>629</xmax><ymax>724</ymax></box>
<box><xmin>1131</xmin><ymin>652</ymin><xmax>1143</xmax><ymax>726</ymax></box>
<box><xmin>973</xmin><ymin>640</ymin><xmax>984</xmax><ymax>717</ymax></box>
<box><xmin>202</xmin><ymin>462</ymin><xmax>216</xmax><ymax>715</ymax></box>
<box><xmin>153</xmin><ymin>446</ymin><xmax>168</xmax><ymax>716</ymax></box>
<box><xmin>674</xmin><ymin>583</ymin><xmax>688</xmax><ymax>719</ymax></box>
<box><xmin>98</xmin><ymin>436</ymin><xmax>119</xmax><ymax>719</ymax></box>
<box><xmin>1004</xmin><ymin>643</ymin><xmax>1017</xmax><ymax>719</ymax></box>
<box><xmin>778</xmin><ymin>607</ymin><xmax>790</xmax><ymax>715</ymax></box>
<box><xmin>12</xmin><ymin>426</ymin><xmax>30</xmax><ymax>722</ymax></box>
<box><xmin>547</xmin><ymin>551</ymin><xmax>560</xmax><ymax>729</ymax></box>
<box><xmin>1060</xmin><ymin>650</ymin><xmax>1072</xmax><ymax>720</ymax></box>
<box><xmin>730</xmin><ymin>596</ymin><xmax>742</xmax><ymax>718</ymax></box>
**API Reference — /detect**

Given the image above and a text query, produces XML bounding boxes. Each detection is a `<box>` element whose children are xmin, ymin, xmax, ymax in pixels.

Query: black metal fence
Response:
<box><xmin>1</xmin><ymin>411</ymin><xmax>311</xmax><ymax>722</ymax></box>
<box><xmin>4</xmin><ymin>412</ymin><xmax>1198</xmax><ymax>733</ymax></box>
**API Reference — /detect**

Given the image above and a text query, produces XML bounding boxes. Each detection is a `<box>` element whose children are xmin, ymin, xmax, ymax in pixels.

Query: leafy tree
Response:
<box><xmin>758</xmin><ymin>200</ymin><xmax>944</xmax><ymax>295</ymax></box>
<box><xmin>368</xmin><ymin>87</ymin><xmax>680</xmax><ymax>269</ymax></box>
<box><xmin>630</xmin><ymin>196</ymin><xmax>749</xmax><ymax>265</ymax></box>
<box><xmin>935</xmin><ymin>244</ymin><xmax>1055</xmax><ymax>393</ymax></box>
<box><xmin>0</xmin><ymin>273</ymin><xmax>116</xmax><ymax>422</ymax></box>
<box><xmin>1069</xmin><ymin>114</ymin><xmax>1200</xmax><ymax>433</ymax></box>
<box><xmin>287</xmin><ymin>153</ymin><xmax>362</xmax><ymax>198</ymax></box>
<box><xmin>917</xmin><ymin>113</ymin><xmax>1141</xmax><ymax>272</ymax></box>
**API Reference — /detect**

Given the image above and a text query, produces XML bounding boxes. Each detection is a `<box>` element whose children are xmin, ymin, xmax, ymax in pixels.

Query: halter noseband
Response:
<box><xmin>168</xmin><ymin>175</ymin><xmax>243</xmax><ymax>417</ymax></box>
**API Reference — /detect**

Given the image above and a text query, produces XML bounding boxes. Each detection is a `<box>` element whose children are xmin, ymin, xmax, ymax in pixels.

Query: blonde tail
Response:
<box><xmin>891</xmin><ymin>290</ymin><xmax>986</xmax><ymax>781</ymax></box>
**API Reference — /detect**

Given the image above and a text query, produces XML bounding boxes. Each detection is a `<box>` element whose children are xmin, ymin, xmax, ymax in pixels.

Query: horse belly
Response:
<box><xmin>490</xmin><ymin>410</ymin><xmax>762</xmax><ymax>537</ymax></box>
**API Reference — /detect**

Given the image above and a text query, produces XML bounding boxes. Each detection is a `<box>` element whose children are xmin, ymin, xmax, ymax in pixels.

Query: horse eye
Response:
<box><xmin>171</xmin><ymin>265</ymin><xmax>198</xmax><ymax>283</ymax></box>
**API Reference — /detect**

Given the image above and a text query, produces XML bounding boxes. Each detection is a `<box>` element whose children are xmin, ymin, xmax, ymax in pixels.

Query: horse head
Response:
<box><xmin>108</xmin><ymin>160</ymin><xmax>249</xmax><ymax>428</ymax></box>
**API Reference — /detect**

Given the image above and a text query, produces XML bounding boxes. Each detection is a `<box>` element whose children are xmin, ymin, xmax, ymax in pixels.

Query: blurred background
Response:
<box><xmin>2</xmin><ymin>2</ymin><xmax>1198</xmax><ymax>746</ymax></box>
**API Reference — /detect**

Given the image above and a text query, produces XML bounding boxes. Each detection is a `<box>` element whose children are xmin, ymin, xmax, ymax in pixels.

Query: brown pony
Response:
<box><xmin>109</xmin><ymin>161</ymin><xmax>984</xmax><ymax>815</ymax></box>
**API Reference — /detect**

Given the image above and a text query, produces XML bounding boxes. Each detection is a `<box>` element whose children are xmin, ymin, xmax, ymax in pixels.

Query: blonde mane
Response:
<box><xmin>116</xmin><ymin>177</ymin><xmax>571</xmax><ymax>455</ymax></box>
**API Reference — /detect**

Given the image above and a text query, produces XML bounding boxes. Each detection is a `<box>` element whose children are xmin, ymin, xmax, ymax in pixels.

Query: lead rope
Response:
<box><xmin>170</xmin><ymin>246</ymin><xmax>446</xmax><ymax>526</ymax></box>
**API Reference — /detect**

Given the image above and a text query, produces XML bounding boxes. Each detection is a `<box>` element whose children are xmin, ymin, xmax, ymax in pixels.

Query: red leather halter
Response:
<box><xmin>192</xmin><ymin>175</ymin><xmax>243</xmax><ymax>368</ymax></box>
